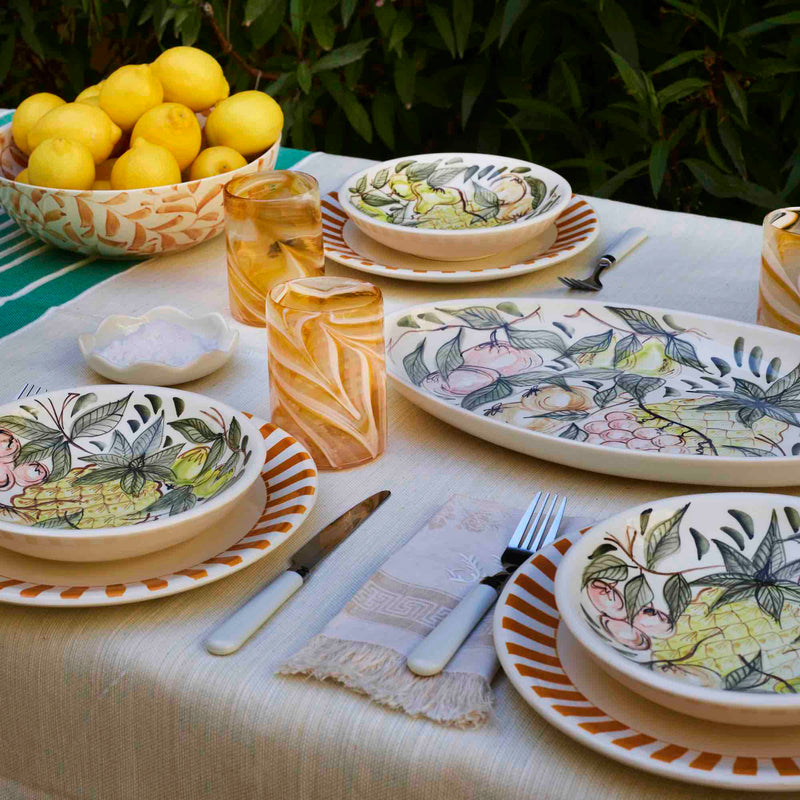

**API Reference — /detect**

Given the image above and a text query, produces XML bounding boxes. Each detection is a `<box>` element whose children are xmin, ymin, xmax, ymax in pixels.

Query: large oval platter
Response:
<box><xmin>386</xmin><ymin>298</ymin><xmax>800</xmax><ymax>486</ymax></box>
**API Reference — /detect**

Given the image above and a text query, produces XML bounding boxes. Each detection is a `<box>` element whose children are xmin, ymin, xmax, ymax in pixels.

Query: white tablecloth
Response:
<box><xmin>0</xmin><ymin>151</ymin><xmax>781</xmax><ymax>799</ymax></box>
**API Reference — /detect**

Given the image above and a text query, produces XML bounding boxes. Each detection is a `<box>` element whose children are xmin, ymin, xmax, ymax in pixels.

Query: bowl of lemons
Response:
<box><xmin>0</xmin><ymin>46</ymin><xmax>283</xmax><ymax>258</ymax></box>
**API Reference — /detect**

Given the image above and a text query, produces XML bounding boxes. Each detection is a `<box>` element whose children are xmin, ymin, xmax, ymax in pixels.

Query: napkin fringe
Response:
<box><xmin>278</xmin><ymin>634</ymin><xmax>492</xmax><ymax>728</ymax></box>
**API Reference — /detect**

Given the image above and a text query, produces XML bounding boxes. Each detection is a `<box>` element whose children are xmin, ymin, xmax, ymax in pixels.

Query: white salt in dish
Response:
<box><xmin>79</xmin><ymin>307</ymin><xmax>238</xmax><ymax>386</ymax></box>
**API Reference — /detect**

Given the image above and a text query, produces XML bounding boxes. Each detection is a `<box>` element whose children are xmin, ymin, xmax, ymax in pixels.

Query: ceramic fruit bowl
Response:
<box><xmin>0</xmin><ymin>121</ymin><xmax>280</xmax><ymax>258</ymax></box>
<box><xmin>0</xmin><ymin>386</ymin><xmax>266</xmax><ymax>561</ymax></box>
<box><xmin>79</xmin><ymin>306</ymin><xmax>238</xmax><ymax>386</ymax></box>
<box><xmin>338</xmin><ymin>152</ymin><xmax>571</xmax><ymax>261</ymax></box>
<box><xmin>555</xmin><ymin>492</ymin><xmax>800</xmax><ymax>726</ymax></box>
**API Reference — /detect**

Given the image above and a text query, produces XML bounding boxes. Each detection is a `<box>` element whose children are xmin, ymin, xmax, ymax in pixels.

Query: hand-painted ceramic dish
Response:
<box><xmin>555</xmin><ymin>493</ymin><xmax>800</xmax><ymax>726</ymax></box>
<box><xmin>0</xmin><ymin>386</ymin><xmax>265</xmax><ymax>562</ymax></box>
<box><xmin>495</xmin><ymin>534</ymin><xmax>800</xmax><ymax>791</ymax></box>
<box><xmin>0</xmin><ymin>419</ymin><xmax>317</xmax><ymax>607</ymax></box>
<box><xmin>0</xmin><ymin>121</ymin><xmax>280</xmax><ymax>258</ymax></box>
<box><xmin>386</xmin><ymin>297</ymin><xmax>800</xmax><ymax>486</ymax></box>
<box><xmin>322</xmin><ymin>191</ymin><xmax>599</xmax><ymax>283</ymax></box>
<box><xmin>79</xmin><ymin>306</ymin><xmax>238</xmax><ymax>386</ymax></box>
<box><xmin>338</xmin><ymin>153</ymin><xmax>571</xmax><ymax>261</ymax></box>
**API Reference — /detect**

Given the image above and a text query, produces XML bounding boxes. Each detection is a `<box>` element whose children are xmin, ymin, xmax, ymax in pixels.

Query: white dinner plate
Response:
<box><xmin>386</xmin><ymin>297</ymin><xmax>800</xmax><ymax>485</ymax></box>
<box><xmin>321</xmin><ymin>192</ymin><xmax>599</xmax><ymax>283</ymax></box>
<box><xmin>0</xmin><ymin>420</ymin><xmax>317</xmax><ymax>606</ymax></box>
<box><xmin>494</xmin><ymin>535</ymin><xmax>800</xmax><ymax>792</ymax></box>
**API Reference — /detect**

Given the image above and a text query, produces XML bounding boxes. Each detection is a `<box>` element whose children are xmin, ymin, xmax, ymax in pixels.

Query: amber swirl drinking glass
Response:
<box><xmin>759</xmin><ymin>207</ymin><xmax>800</xmax><ymax>334</ymax></box>
<box><xmin>267</xmin><ymin>277</ymin><xmax>387</xmax><ymax>470</ymax></box>
<box><xmin>224</xmin><ymin>171</ymin><xmax>325</xmax><ymax>327</ymax></box>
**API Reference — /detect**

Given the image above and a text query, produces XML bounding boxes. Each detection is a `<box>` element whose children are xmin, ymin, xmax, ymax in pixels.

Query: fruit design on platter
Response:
<box><xmin>390</xmin><ymin>302</ymin><xmax>800</xmax><ymax>459</ymax></box>
<box><xmin>0</xmin><ymin>47</ymin><xmax>283</xmax><ymax>257</ymax></box>
<box><xmin>580</xmin><ymin>503</ymin><xmax>800</xmax><ymax>693</ymax></box>
<box><xmin>0</xmin><ymin>391</ymin><xmax>253</xmax><ymax>530</ymax></box>
<box><xmin>348</xmin><ymin>158</ymin><xmax>562</xmax><ymax>230</ymax></box>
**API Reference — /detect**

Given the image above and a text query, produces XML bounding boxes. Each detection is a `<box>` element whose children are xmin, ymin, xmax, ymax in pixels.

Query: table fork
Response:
<box><xmin>558</xmin><ymin>227</ymin><xmax>647</xmax><ymax>291</ymax></box>
<box><xmin>407</xmin><ymin>491</ymin><xmax>567</xmax><ymax>677</ymax></box>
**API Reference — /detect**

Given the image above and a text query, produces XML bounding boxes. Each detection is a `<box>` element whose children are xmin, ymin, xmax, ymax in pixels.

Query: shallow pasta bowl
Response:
<box><xmin>0</xmin><ymin>121</ymin><xmax>280</xmax><ymax>258</ymax></box>
<box><xmin>338</xmin><ymin>153</ymin><xmax>571</xmax><ymax>261</ymax></box>
<box><xmin>555</xmin><ymin>492</ymin><xmax>800</xmax><ymax>726</ymax></box>
<box><xmin>0</xmin><ymin>386</ymin><xmax>266</xmax><ymax>561</ymax></box>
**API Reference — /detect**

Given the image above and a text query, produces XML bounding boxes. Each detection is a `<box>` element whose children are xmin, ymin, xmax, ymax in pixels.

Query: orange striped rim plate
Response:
<box><xmin>0</xmin><ymin>420</ymin><xmax>317</xmax><ymax>607</ymax></box>
<box><xmin>321</xmin><ymin>192</ymin><xmax>599</xmax><ymax>283</ymax></box>
<box><xmin>494</xmin><ymin>534</ymin><xmax>800</xmax><ymax>791</ymax></box>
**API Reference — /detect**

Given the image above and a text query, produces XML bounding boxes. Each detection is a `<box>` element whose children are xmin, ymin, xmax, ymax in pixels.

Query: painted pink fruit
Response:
<box><xmin>633</xmin><ymin>427</ymin><xmax>660</xmax><ymax>440</ymax></box>
<box><xmin>0</xmin><ymin>429</ymin><xmax>20</xmax><ymax>463</ymax></box>
<box><xmin>13</xmin><ymin>462</ymin><xmax>49</xmax><ymax>487</ymax></box>
<box><xmin>601</xmin><ymin>441</ymin><xmax>628</xmax><ymax>449</ymax></box>
<box><xmin>461</xmin><ymin>342</ymin><xmax>542</xmax><ymax>377</ymax></box>
<box><xmin>602</xmin><ymin>429</ymin><xmax>634</xmax><ymax>442</ymax></box>
<box><xmin>585</xmin><ymin>434</ymin><xmax>605</xmax><ymax>446</ymax></box>
<box><xmin>600</xmin><ymin>616</ymin><xmax>651</xmax><ymax>650</ymax></box>
<box><xmin>0</xmin><ymin>463</ymin><xmax>16</xmax><ymax>491</ymax></box>
<box><xmin>584</xmin><ymin>420</ymin><xmax>609</xmax><ymax>434</ymax></box>
<box><xmin>587</xmin><ymin>580</ymin><xmax>625</xmax><ymax>617</ymax></box>
<box><xmin>606</xmin><ymin>411</ymin><xmax>635</xmax><ymax>422</ymax></box>
<box><xmin>633</xmin><ymin>607</ymin><xmax>674</xmax><ymax>637</ymax></box>
<box><xmin>660</xmin><ymin>445</ymin><xmax>690</xmax><ymax>454</ymax></box>
<box><xmin>652</xmin><ymin>434</ymin><xmax>682</xmax><ymax>448</ymax></box>
<box><xmin>608</xmin><ymin>419</ymin><xmax>639</xmax><ymax>432</ymax></box>
<box><xmin>626</xmin><ymin>437</ymin><xmax>658</xmax><ymax>450</ymax></box>
<box><xmin>653</xmin><ymin>663</ymin><xmax>721</xmax><ymax>689</ymax></box>
<box><xmin>421</xmin><ymin>366</ymin><xmax>495</xmax><ymax>398</ymax></box>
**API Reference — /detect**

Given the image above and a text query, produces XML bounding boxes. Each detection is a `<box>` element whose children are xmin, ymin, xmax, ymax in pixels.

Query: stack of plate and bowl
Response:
<box><xmin>323</xmin><ymin>153</ymin><xmax>600</xmax><ymax>284</ymax></box>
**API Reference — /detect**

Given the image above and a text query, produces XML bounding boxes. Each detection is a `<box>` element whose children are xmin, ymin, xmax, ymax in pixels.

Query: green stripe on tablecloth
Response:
<box><xmin>0</xmin><ymin>118</ymin><xmax>311</xmax><ymax>339</ymax></box>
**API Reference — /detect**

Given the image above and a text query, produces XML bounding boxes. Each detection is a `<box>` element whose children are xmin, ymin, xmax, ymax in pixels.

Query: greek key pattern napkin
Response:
<box><xmin>280</xmin><ymin>494</ymin><xmax>591</xmax><ymax>728</ymax></box>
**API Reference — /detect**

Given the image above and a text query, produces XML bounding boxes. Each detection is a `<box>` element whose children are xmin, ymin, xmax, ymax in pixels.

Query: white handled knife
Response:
<box><xmin>205</xmin><ymin>490</ymin><xmax>391</xmax><ymax>655</ymax></box>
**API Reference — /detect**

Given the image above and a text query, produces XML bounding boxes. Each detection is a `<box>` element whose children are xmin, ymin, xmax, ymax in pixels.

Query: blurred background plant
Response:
<box><xmin>1</xmin><ymin>0</ymin><xmax>798</xmax><ymax>221</ymax></box>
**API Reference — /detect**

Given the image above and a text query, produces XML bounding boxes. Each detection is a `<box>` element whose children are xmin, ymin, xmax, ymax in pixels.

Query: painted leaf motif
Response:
<box><xmin>664</xmin><ymin>573</ymin><xmax>692</xmax><ymax>623</ymax></box>
<box><xmin>588</xmin><ymin>543</ymin><xmax>617</xmax><ymax>560</ymax></box>
<box><xmin>371</xmin><ymin>168</ymin><xmax>389</xmax><ymax>189</ymax></box>
<box><xmin>756</xmin><ymin>584</ymin><xmax>784</xmax><ymax>624</ymax></box>
<box><xmin>534</xmin><ymin>410</ymin><xmax>589</xmax><ymax>421</ymax></box>
<box><xmin>427</xmin><ymin>166</ymin><xmax>465</xmax><ymax>188</ymax></box>
<box><xmin>418</xmin><ymin>312</ymin><xmax>443</xmax><ymax>324</ymax></box>
<box><xmin>77</xmin><ymin>453</ymin><xmax>133</xmax><ymax>468</ymax></box>
<box><xmin>406</xmin><ymin>161</ymin><xmax>440</xmax><ymax>182</ymax></box>
<box><xmin>73</xmin><ymin>466</ymin><xmax>129</xmax><ymax>485</ymax></box>
<box><xmin>581</xmin><ymin>552</ymin><xmax>629</xmax><ymax>588</ymax></box>
<box><xmin>766</xmin><ymin>362</ymin><xmax>800</xmax><ymax>400</ymax></box>
<box><xmin>397</xmin><ymin>315</ymin><xmax>420</xmax><ymax>329</ymax></box>
<box><xmin>438</xmin><ymin>306</ymin><xmax>506</xmax><ymax>329</ymax></box>
<box><xmin>145</xmin><ymin>444</ymin><xmax>184</xmax><ymax>469</ymax></box>
<box><xmin>751</xmin><ymin>510</ymin><xmax>785</xmax><ymax>574</ymax></box>
<box><xmin>525</xmin><ymin>177</ymin><xmax>547</xmax><ymax>208</ymax></box>
<box><xmin>168</xmin><ymin>418</ymin><xmax>219</xmax><ymax>444</ymax></box>
<box><xmin>732</xmin><ymin>377</ymin><xmax>766</xmax><ymax>400</ymax></box>
<box><xmin>472</xmin><ymin>182</ymin><xmax>499</xmax><ymax>209</ymax></box>
<box><xmin>71</xmin><ymin>392</ymin><xmax>98</xmax><ymax>417</ymax></box>
<box><xmin>228</xmin><ymin>417</ymin><xmax>242</xmax><ymax>450</ymax></box>
<box><xmin>435</xmin><ymin>330</ymin><xmax>464</xmax><ymax>383</ymax></box>
<box><xmin>47</xmin><ymin>442</ymin><xmax>71</xmax><ymax>483</ymax></box>
<box><xmin>737</xmin><ymin>406</ymin><xmax>765</xmax><ymax>427</ymax></box>
<box><xmin>461</xmin><ymin>378</ymin><xmax>512</xmax><ymax>412</ymax></box>
<box><xmin>108</xmin><ymin>430</ymin><xmax>133</xmax><ymax>458</ymax></box>
<box><xmin>728</xmin><ymin>509</ymin><xmax>755</xmax><ymax>539</ymax></box>
<box><xmin>615</xmin><ymin>373</ymin><xmax>666</xmax><ymax>401</ymax></box>
<box><xmin>606</xmin><ymin>306</ymin><xmax>667</xmax><ymax>335</ymax></box>
<box><xmin>614</xmin><ymin>333</ymin><xmax>642</xmax><ymax>366</ymax></box>
<box><xmin>764</xmin><ymin>405</ymin><xmax>800</xmax><ymax>427</ymax></box>
<box><xmin>564</xmin><ymin>330</ymin><xmax>613</xmax><ymax>357</ymax></box>
<box><xmin>144</xmin><ymin>485</ymin><xmax>194</xmax><ymax>515</ymax></box>
<box><xmin>0</xmin><ymin>415</ymin><xmax>59</xmax><ymax>439</ymax></box>
<box><xmin>690</xmin><ymin>527</ymin><xmax>709</xmax><ymax>558</ymax></box>
<box><xmin>644</xmin><ymin>503</ymin><xmax>689</xmax><ymax>569</ymax></box>
<box><xmin>197</xmin><ymin>436</ymin><xmax>226</xmax><ymax>480</ymax></box>
<box><xmin>132</xmin><ymin>413</ymin><xmax>164</xmax><ymax>457</ymax></box>
<box><xmin>70</xmin><ymin>393</ymin><xmax>132</xmax><ymax>439</ymax></box>
<box><xmin>505</xmin><ymin>328</ymin><xmax>566</xmax><ymax>354</ymax></box>
<box><xmin>15</xmin><ymin>437</ymin><xmax>62</xmax><ymax>465</ymax></box>
<box><xmin>594</xmin><ymin>385</ymin><xmax>619</xmax><ymax>408</ymax></box>
<box><xmin>624</xmin><ymin>574</ymin><xmax>654</xmax><ymax>625</ymax></box>
<box><xmin>496</xmin><ymin>301</ymin><xmax>523</xmax><ymax>317</ymax></box>
<box><xmin>559</xmin><ymin>423</ymin><xmax>589</xmax><ymax>441</ymax></box>
<box><xmin>724</xmin><ymin>445</ymin><xmax>776</xmax><ymax>457</ymax></box>
<box><xmin>720</xmin><ymin>526</ymin><xmax>746</xmax><ymax>550</ymax></box>
<box><xmin>724</xmin><ymin>653</ymin><xmax>768</xmax><ymax>691</ymax></box>
<box><xmin>403</xmin><ymin>341</ymin><xmax>429</xmax><ymax>386</ymax></box>
<box><xmin>712</xmin><ymin>538</ymin><xmax>756</xmax><ymax>576</ymax></box>
<box><xmin>640</xmin><ymin>509</ymin><xmax>652</xmax><ymax>536</ymax></box>
<box><xmin>664</xmin><ymin>335</ymin><xmax>707</xmax><ymax>371</ymax></box>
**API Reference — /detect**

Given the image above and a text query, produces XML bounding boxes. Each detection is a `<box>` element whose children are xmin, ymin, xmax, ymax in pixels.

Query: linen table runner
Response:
<box><xmin>281</xmin><ymin>494</ymin><xmax>590</xmax><ymax>728</ymax></box>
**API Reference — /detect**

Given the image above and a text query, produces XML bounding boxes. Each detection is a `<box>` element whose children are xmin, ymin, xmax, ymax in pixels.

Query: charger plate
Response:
<box><xmin>321</xmin><ymin>192</ymin><xmax>599</xmax><ymax>283</ymax></box>
<box><xmin>494</xmin><ymin>535</ymin><xmax>800</xmax><ymax>792</ymax></box>
<box><xmin>0</xmin><ymin>420</ymin><xmax>317</xmax><ymax>607</ymax></box>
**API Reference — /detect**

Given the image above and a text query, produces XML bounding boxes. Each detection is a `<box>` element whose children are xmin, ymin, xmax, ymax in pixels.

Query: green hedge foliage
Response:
<box><xmin>1</xmin><ymin>0</ymin><xmax>799</xmax><ymax>221</ymax></box>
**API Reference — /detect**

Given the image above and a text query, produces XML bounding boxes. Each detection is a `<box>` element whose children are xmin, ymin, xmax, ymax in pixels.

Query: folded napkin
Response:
<box><xmin>279</xmin><ymin>494</ymin><xmax>591</xmax><ymax>728</ymax></box>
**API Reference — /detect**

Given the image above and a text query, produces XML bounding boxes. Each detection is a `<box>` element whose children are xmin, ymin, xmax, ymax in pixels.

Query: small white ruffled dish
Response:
<box><xmin>79</xmin><ymin>306</ymin><xmax>238</xmax><ymax>386</ymax></box>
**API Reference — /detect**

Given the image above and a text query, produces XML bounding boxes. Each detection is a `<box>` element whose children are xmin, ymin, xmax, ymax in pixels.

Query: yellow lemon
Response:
<box><xmin>152</xmin><ymin>47</ymin><xmax>229</xmax><ymax>111</ymax></box>
<box><xmin>131</xmin><ymin>103</ymin><xmax>201</xmax><ymax>171</ymax></box>
<box><xmin>92</xmin><ymin>179</ymin><xmax>112</xmax><ymax>190</ymax></box>
<box><xmin>76</xmin><ymin>82</ymin><xmax>105</xmax><ymax>103</ymax></box>
<box><xmin>204</xmin><ymin>91</ymin><xmax>282</xmax><ymax>158</ymax></box>
<box><xmin>188</xmin><ymin>146</ymin><xmax>247</xmax><ymax>180</ymax></box>
<box><xmin>28</xmin><ymin>138</ymin><xmax>95</xmax><ymax>190</ymax></box>
<box><xmin>15</xmin><ymin>168</ymin><xmax>30</xmax><ymax>184</ymax></box>
<box><xmin>110</xmin><ymin>138</ymin><xmax>181</xmax><ymax>189</ymax></box>
<box><xmin>77</xmin><ymin>95</ymin><xmax>100</xmax><ymax>107</ymax></box>
<box><xmin>99</xmin><ymin>64</ymin><xmax>163</xmax><ymax>131</ymax></box>
<box><xmin>95</xmin><ymin>158</ymin><xmax>117</xmax><ymax>181</ymax></box>
<box><xmin>27</xmin><ymin>103</ymin><xmax>122</xmax><ymax>165</ymax></box>
<box><xmin>12</xmin><ymin>93</ymin><xmax>65</xmax><ymax>154</ymax></box>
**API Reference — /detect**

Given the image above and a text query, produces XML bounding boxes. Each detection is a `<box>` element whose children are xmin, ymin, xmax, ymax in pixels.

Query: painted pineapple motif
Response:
<box><xmin>0</xmin><ymin>391</ymin><xmax>252</xmax><ymax>530</ymax></box>
<box><xmin>582</xmin><ymin>504</ymin><xmax>800</xmax><ymax>693</ymax></box>
<box><xmin>393</xmin><ymin>302</ymin><xmax>800</xmax><ymax>460</ymax></box>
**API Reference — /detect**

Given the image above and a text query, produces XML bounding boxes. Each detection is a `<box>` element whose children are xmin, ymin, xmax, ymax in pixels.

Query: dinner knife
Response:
<box><xmin>205</xmin><ymin>489</ymin><xmax>391</xmax><ymax>656</ymax></box>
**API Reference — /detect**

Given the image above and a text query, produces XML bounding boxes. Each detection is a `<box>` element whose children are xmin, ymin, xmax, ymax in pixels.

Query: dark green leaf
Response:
<box><xmin>559</xmin><ymin>423</ymin><xmax>589</xmax><ymax>441</ymax></box>
<box><xmin>407</xmin><ymin>160</ymin><xmax>440</xmax><ymax>182</ymax></box>
<box><xmin>394</xmin><ymin>56</ymin><xmax>416</xmax><ymax>108</ymax></box>
<box><xmin>313</xmin><ymin>39</ymin><xmax>373</xmax><ymax>72</ymax></box>
<box><xmin>453</xmin><ymin>0</ymin><xmax>473</xmax><ymax>58</ymax></box>
<box><xmin>437</xmin><ymin>305</ymin><xmax>506</xmax><ymax>329</ymax></box>
<box><xmin>684</xmin><ymin>159</ymin><xmax>783</xmax><ymax>208</ymax></box>
<box><xmin>341</xmin><ymin>0</ymin><xmax>357</xmax><ymax>26</ymax></box>
<box><xmin>615</xmin><ymin>373</ymin><xmax>666</xmax><ymax>401</ymax></box>
<box><xmin>371</xmin><ymin>93</ymin><xmax>395</xmax><ymax>149</ymax></box>
<box><xmin>645</xmin><ymin>503</ymin><xmax>689</xmax><ymax>569</ymax></box>
<box><xmin>310</xmin><ymin>13</ymin><xmax>336</xmax><ymax>50</ymax></box>
<box><xmin>752</xmin><ymin>510</ymin><xmax>785</xmax><ymax>575</ymax></box>
<box><xmin>387</xmin><ymin>10</ymin><xmax>413</xmax><ymax>54</ymax></box>
<box><xmin>70</xmin><ymin>394</ymin><xmax>132</xmax><ymax>439</ymax></box>
<box><xmin>565</xmin><ymin>330</ymin><xmax>613</xmax><ymax>358</ymax></box>
<box><xmin>664</xmin><ymin>335</ymin><xmax>706</xmax><ymax>371</ymax></box>
<box><xmin>360</xmin><ymin>192</ymin><xmax>395</xmax><ymax>207</ymax></box>
<box><xmin>120</xmin><ymin>470</ymin><xmax>146</xmax><ymax>496</ymax></box>
<box><xmin>0</xmin><ymin>34</ymin><xmax>14</xmax><ymax>86</ymax></box>
<box><xmin>724</xmin><ymin>653</ymin><xmax>768</xmax><ymax>690</ymax></box>
<box><xmin>723</xmin><ymin>73</ymin><xmax>748</xmax><ymax>126</ymax></box>
<box><xmin>614</xmin><ymin>333</ymin><xmax>643</xmax><ymax>366</ymax></box>
<box><xmin>435</xmin><ymin>330</ymin><xmax>464</xmax><ymax>383</ymax></box>
<box><xmin>228</xmin><ymin>418</ymin><xmax>242</xmax><ymax>450</ymax></box>
<box><xmin>640</xmin><ymin>508</ymin><xmax>652</xmax><ymax>536</ymax></box>
<box><xmin>594</xmin><ymin>385</ymin><xmax>620</xmax><ymax>408</ymax></box>
<box><xmin>16</xmin><ymin>439</ymin><xmax>58</xmax><ymax>466</ymax></box>
<box><xmin>428</xmin><ymin>5</ymin><xmax>456</xmax><ymax>58</ymax></box>
<box><xmin>45</xmin><ymin>441</ymin><xmax>70</xmax><ymax>483</ymax></box>
<box><xmin>624</xmin><ymin>574</ymin><xmax>654</xmax><ymax>625</ymax></box>
<box><xmin>664</xmin><ymin>573</ymin><xmax>692</xmax><ymax>623</ymax></box>
<box><xmin>296</xmin><ymin>61</ymin><xmax>312</xmax><ymax>93</ymax></box>
<box><xmin>534</xmin><ymin>410</ymin><xmax>589</xmax><ymax>421</ymax></box>
<box><xmin>581</xmin><ymin>552</ymin><xmax>629</xmax><ymax>587</ymax></box>
<box><xmin>71</xmin><ymin>392</ymin><xmax>98</xmax><ymax>418</ymax></box>
<box><xmin>598</xmin><ymin>0</ymin><xmax>639</xmax><ymax>68</ymax></box>
<box><xmin>0</xmin><ymin>415</ymin><xmax>59</xmax><ymax>439</ymax></box>
<box><xmin>144</xmin><ymin>444</ymin><xmax>184</xmax><ymax>469</ymax></box>
<box><xmin>651</xmin><ymin>50</ymin><xmax>704</xmax><ymax>75</ymax></box>
<box><xmin>403</xmin><ymin>341</ymin><xmax>429</xmax><ymax>386</ymax></box>
<box><xmin>73</xmin><ymin>466</ymin><xmax>129</xmax><ymax>486</ymax></box>
<box><xmin>657</xmin><ymin>78</ymin><xmax>708</xmax><ymax>107</ymax></box>
<box><xmin>462</xmin><ymin>378</ymin><xmax>513</xmax><ymax>411</ymax></box>
<box><xmin>602</xmin><ymin>45</ymin><xmax>645</xmax><ymax>102</ymax></box>
<box><xmin>168</xmin><ymin>418</ymin><xmax>219</xmax><ymax>444</ymax></box>
<box><xmin>738</xmin><ymin>11</ymin><xmax>800</xmax><ymax>38</ymax></box>
<box><xmin>318</xmin><ymin>73</ymin><xmax>373</xmax><ymax>142</ymax></box>
<box><xmin>649</xmin><ymin>140</ymin><xmax>670</xmax><ymax>198</ymax></box>
<box><xmin>500</xmin><ymin>0</ymin><xmax>531</xmax><ymax>47</ymax></box>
